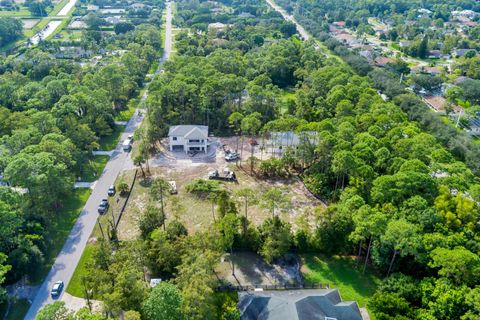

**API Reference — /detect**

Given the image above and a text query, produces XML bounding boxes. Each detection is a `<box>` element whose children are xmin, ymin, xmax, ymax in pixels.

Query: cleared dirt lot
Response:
<box><xmin>116</xmin><ymin>137</ymin><xmax>323</xmax><ymax>240</ymax></box>
<box><xmin>22</xmin><ymin>19</ymin><xmax>40</xmax><ymax>29</ymax></box>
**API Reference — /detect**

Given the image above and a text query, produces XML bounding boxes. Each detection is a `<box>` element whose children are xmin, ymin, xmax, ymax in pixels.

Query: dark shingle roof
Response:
<box><xmin>238</xmin><ymin>289</ymin><xmax>363</xmax><ymax>320</ymax></box>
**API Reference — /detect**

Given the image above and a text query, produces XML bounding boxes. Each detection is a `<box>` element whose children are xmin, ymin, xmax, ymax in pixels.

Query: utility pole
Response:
<box><xmin>159</xmin><ymin>182</ymin><xmax>165</xmax><ymax>230</ymax></box>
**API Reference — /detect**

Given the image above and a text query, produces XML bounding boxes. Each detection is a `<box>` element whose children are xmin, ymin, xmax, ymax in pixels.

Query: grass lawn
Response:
<box><xmin>278</xmin><ymin>88</ymin><xmax>295</xmax><ymax>114</ymax></box>
<box><xmin>99</xmin><ymin>125</ymin><xmax>123</xmax><ymax>151</ymax></box>
<box><xmin>115</xmin><ymin>99</ymin><xmax>138</xmax><ymax>122</ymax></box>
<box><xmin>81</xmin><ymin>155</ymin><xmax>110</xmax><ymax>182</ymax></box>
<box><xmin>0</xmin><ymin>10</ymin><xmax>31</xmax><ymax>17</ymax></box>
<box><xmin>53</xmin><ymin>29</ymin><xmax>82</xmax><ymax>41</ymax></box>
<box><xmin>4</xmin><ymin>299</ymin><xmax>30</xmax><ymax>320</ymax></box>
<box><xmin>301</xmin><ymin>254</ymin><xmax>380</xmax><ymax>309</ymax></box>
<box><xmin>33</xmin><ymin>188</ymin><xmax>91</xmax><ymax>283</ymax></box>
<box><xmin>67</xmin><ymin>244</ymin><xmax>95</xmax><ymax>297</ymax></box>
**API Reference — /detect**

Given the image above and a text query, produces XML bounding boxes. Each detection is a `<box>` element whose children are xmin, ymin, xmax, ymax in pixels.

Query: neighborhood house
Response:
<box><xmin>238</xmin><ymin>289</ymin><xmax>363</xmax><ymax>320</ymax></box>
<box><xmin>168</xmin><ymin>125</ymin><xmax>209</xmax><ymax>153</ymax></box>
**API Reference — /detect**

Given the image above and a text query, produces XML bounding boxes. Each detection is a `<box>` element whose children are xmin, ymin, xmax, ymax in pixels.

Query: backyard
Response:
<box><xmin>301</xmin><ymin>254</ymin><xmax>380</xmax><ymax>309</ymax></box>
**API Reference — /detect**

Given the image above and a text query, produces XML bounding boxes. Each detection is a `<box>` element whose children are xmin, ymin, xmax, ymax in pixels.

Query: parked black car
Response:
<box><xmin>51</xmin><ymin>281</ymin><xmax>64</xmax><ymax>298</ymax></box>
<box><xmin>98</xmin><ymin>199</ymin><xmax>109</xmax><ymax>213</ymax></box>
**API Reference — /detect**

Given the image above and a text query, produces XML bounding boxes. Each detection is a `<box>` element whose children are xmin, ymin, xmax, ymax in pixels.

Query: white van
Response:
<box><xmin>122</xmin><ymin>138</ymin><xmax>132</xmax><ymax>151</ymax></box>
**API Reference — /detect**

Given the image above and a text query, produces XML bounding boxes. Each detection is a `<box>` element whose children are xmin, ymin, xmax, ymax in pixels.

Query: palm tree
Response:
<box><xmin>133</xmin><ymin>155</ymin><xmax>145</xmax><ymax>177</ymax></box>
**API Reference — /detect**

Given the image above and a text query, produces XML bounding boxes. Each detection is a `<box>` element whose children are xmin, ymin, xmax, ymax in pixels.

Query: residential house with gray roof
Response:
<box><xmin>238</xmin><ymin>289</ymin><xmax>363</xmax><ymax>320</ymax></box>
<box><xmin>168</xmin><ymin>125</ymin><xmax>209</xmax><ymax>153</ymax></box>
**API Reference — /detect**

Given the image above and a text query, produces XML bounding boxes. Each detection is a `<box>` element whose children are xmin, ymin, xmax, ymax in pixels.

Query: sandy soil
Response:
<box><xmin>116</xmin><ymin>136</ymin><xmax>324</xmax><ymax>239</ymax></box>
<box><xmin>22</xmin><ymin>19</ymin><xmax>39</xmax><ymax>29</ymax></box>
<box><xmin>216</xmin><ymin>252</ymin><xmax>303</xmax><ymax>287</ymax></box>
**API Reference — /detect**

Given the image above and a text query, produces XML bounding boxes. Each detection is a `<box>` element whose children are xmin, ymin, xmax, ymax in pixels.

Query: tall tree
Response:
<box><xmin>142</xmin><ymin>282</ymin><xmax>183</xmax><ymax>320</ymax></box>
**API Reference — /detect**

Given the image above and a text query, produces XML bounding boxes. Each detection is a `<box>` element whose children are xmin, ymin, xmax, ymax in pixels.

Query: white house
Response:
<box><xmin>270</xmin><ymin>131</ymin><xmax>318</xmax><ymax>155</ymax></box>
<box><xmin>168</xmin><ymin>125</ymin><xmax>209</xmax><ymax>153</ymax></box>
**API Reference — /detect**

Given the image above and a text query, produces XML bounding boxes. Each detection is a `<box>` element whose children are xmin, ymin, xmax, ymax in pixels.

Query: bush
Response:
<box><xmin>185</xmin><ymin>179</ymin><xmax>221</xmax><ymax>197</ymax></box>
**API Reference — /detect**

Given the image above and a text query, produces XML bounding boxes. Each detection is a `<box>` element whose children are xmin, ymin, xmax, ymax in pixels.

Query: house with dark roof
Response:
<box><xmin>453</xmin><ymin>48</ymin><xmax>477</xmax><ymax>58</ymax></box>
<box><xmin>372</xmin><ymin>56</ymin><xmax>393</xmax><ymax>67</ymax></box>
<box><xmin>168</xmin><ymin>125</ymin><xmax>209</xmax><ymax>153</ymax></box>
<box><xmin>238</xmin><ymin>289</ymin><xmax>363</xmax><ymax>320</ymax></box>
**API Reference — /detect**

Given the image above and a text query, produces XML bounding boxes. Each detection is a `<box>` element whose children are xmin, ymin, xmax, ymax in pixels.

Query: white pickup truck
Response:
<box><xmin>122</xmin><ymin>135</ymin><xmax>133</xmax><ymax>151</ymax></box>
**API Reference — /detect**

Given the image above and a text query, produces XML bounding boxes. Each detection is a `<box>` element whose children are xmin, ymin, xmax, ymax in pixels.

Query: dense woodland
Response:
<box><xmin>0</xmin><ymin>17</ymin><xmax>23</xmax><ymax>47</ymax></box>
<box><xmin>0</xmin><ymin>9</ymin><xmax>162</xmax><ymax>305</ymax></box>
<box><xmin>141</xmin><ymin>0</ymin><xmax>480</xmax><ymax>319</ymax></box>
<box><xmin>2</xmin><ymin>0</ymin><xmax>479</xmax><ymax>319</ymax></box>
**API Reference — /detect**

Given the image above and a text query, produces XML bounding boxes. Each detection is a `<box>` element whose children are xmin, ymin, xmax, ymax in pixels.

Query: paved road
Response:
<box><xmin>29</xmin><ymin>20</ymin><xmax>62</xmax><ymax>45</ymax></box>
<box><xmin>265</xmin><ymin>0</ymin><xmax>310</xmax><ymax>40</ymax></box>
<box><xmin>122</xmin><ymin>1</ymin><xmax>173</xmax><ymax>171</ymax></box>
<box><xmin>57</xmin><ymin>0</ymin><xmax>77</xmax><ymax>16</ymax></box>
<box><xmin>24</xmin><ymin>2</ymin><xmax>173</xmax><ymax>319</ymax></box>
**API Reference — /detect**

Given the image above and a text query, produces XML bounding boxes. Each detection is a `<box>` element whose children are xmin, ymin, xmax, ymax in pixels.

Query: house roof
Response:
<box><xmin>271</xmin><ymin>131</ymin><xmax>317</xmax><ymax>146</ymax></box>
<box><xmin>208</xmin><ymin>22</ymin><xmax>231</xmax><ymax>30</ymax></box>
<box><xmin>168</xmin><ymin>125</ymin><xmax>208</xmax><ymax>139</ymax></box>
<box><xmin>454</xmin><ymin>48</ymin><xmax>477</xmax><ymax>57</ymax></box>
<box><xmin>238</xmin><ymin>289</ymin><xmax>363</xmax><ymax>320</ymax></box>
<box><xmin>373</xmin><ymin>56</ymin><xmax>393</xmax><ymax>67</ymax></box>
<box><xmin>411</xmin><ymin>66</ymin><xmax>441</xmax><ymax>75</ymax></box>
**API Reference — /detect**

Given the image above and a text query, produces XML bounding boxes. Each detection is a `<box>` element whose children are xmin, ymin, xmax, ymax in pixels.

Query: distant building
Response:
<box><xmin>105</xmin><ymin>16</ymin><xmax>121</xmax><ymax>25</ymax></box>
<box><xmin>454</xmin><ymin>76</ymin><xmax>472</xmax><ymax>85</ymax></box>
<box><xmin>238</xmin><ymin>12</ymin><xmax>254</xmax><ymax>18</ymax></box>
<box><xmin>428</xmin><ymin>50</ymin><xmax>442</xmax><ymax>59</ymax></box>
<box><xmin>270</xmin><ymin>131</ymin><xmax>318</xmax><ymax>148</ymax></box>
<box><xmin>466</xmin><ymin>117</ymin><xmax>480</xmax><ymax>136</ymax></box>
<box><xmin>168</xmin><ymin>125</ymin><xmax>209</xmax><ymax>153</ymax></box>
<box><xmin>333</xmin><ymin>33</ymin><xmax>359</xmax><ymax>46</ymax></box>
<box><xmin>131</xmin><ymin>2</ymin><xmax>146</xmax><ymax>9</ymax></box>
<box><xmin>86</xmin><ymin>4</ymin><xmax>99</xmax><ymax>11</ymax></box>
<box><xmin>418</xmin><ymin>8</ymin><xmax>432</xmax><ymax>15</ymax></box>
<box><xmin>208</xmin><ymin>22</ymin><xmax>231</xmax><ymax>31</ymax></box>
<box><xmin>238</xmin><ymin>289</ymin><xmax>363</xmax><ymax>320</ymax></box>
<box><xmin>333</xmin><ymin>21</ymin><xmax>346</xmax><ymax>28</ymax></box>
<box><xmin>372</xmin><ymin>56</ymin><xmax>393</xmax><ymax>67</ymax></box>
<box><xmin>422</xmin><ymin>96</ymin><xmax>463</xmax><ymax>115</ymax></box>
<box><xmin>453</xmin><ymin>48</ymin><xmax>477</xmax><ymax>58</ymax></box>
<box><xmin>452</xmin><ymin>10</ymin><xmax>479</xmax><ymax>19</ymax></box>
<box><xmin>55</xmin><ymin>46</ymin><xmax>91</xmax><ymax>59</ymax></box>
<box><xmin>149</xmin><ymin>278</ymin><xmax>162</xmax><ymax>287</ymax></box>
<box><xmin>411</xmin><ymin>65</ymin><xmax>441</xmax><ymax>76</ymax></box>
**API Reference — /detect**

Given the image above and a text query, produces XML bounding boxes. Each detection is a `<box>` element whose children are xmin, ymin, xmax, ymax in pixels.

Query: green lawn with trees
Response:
<box><xmin>98</xmin><ymin>125</ymin><xmax>124</xmax><ymax>151</ymax></box>
<box><xmin>301</xmin><ymin>254</ymin><xmax>380</xmax><ymax>308</ymax></box>
<box><xmin>66</xmin><ymin>244</ymin><xmax>95</xmax><ymax>297</ymax></box>
<box><xmin>81</xmin><ymin>156</ymin><xmax>109</xmax><ymax>182</ymax></box>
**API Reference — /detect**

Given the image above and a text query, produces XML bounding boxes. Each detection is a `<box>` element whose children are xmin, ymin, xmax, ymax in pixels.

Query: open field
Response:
<box><xmin>0</xmin><ymin>9</ymin><xmax>30</xmax><ymax>17</ymax></box>
<box><xmin>114</xmin><ymin>140</ymin><xmax>323</xmax><ymax>240</ymax></box>
<box><xmin>53</xmin><ymin>29</ymin><xmax>82</xmax><ymax>41</ymax></box>
<box><xmin>22</xmin><ymin>19</ymin><xmax>40</xmax><ymax>28</ymax></box>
